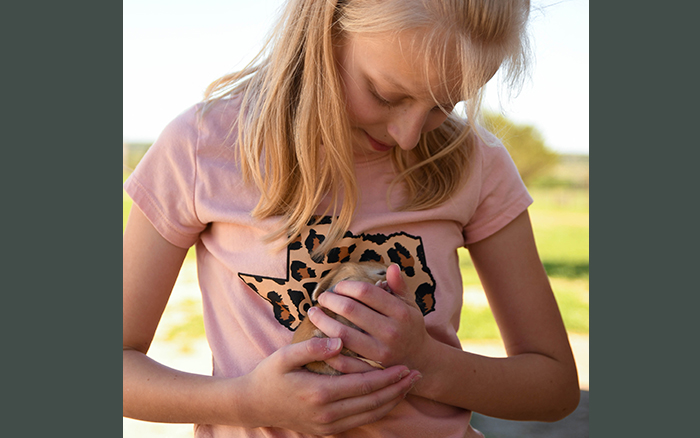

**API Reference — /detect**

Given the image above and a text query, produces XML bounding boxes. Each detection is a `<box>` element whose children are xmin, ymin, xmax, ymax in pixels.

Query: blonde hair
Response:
<box><xmin>204</xmin><ymin>0</ymin><xmax>530</xmax><ymax>257</ymax></box>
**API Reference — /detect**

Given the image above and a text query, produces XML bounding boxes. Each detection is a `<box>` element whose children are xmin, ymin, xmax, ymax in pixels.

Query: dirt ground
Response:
<box><xmin>124</xmin><ymin>261</ymin><xmax>589</xmax><ymax>437</ymax></box>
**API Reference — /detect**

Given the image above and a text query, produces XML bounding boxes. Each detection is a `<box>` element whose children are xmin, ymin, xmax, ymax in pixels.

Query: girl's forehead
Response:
<box><xmin>343</xmin><ymin>30</ymin><xmax>464</xmax><ymax>104</ymax></box>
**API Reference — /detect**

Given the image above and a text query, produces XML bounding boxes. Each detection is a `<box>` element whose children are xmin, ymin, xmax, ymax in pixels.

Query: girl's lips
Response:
<box><xmin>365</xmin><ymin>132</ymin><xmax>394</xmax><ymax>152</ymax></box>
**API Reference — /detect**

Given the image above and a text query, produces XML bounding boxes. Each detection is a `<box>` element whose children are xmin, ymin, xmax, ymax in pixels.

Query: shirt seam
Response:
<box><xmin>192</xmin><ymin>103</ymin><xmax>204</xmax><ymax>227</ymax></box>
<box><xmin>126</xmin><ymin>175</ymin><xmax>199</xmax><ymax>246</ymax></box>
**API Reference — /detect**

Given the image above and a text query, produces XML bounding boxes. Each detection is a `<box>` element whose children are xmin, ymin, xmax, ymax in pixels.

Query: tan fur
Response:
<box><xmin>291</xmin><ymin>261</ymin><xmax>394</xmax><ymax>375</ymax></box>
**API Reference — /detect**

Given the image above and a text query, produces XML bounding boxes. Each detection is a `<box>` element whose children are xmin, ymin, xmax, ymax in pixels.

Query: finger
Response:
<box><xmin>331</xmin><ymin>277</ymin><xmax>405</xmax><ymax>317</ymax></box>
<box><xmin>321</xmin><ymin>395</ymin><xmax>405</xmax><ymax>434</ymax></box>
<box><xmin>386</xmin><ymin>264</ymin><xmax>420</xmax><ymax>309</ymax></box>
<box><xmin>315</xmin><ymin>291</ymin><xmax>386</xmax><ymax>332</ymax></box>
<box><xmin>308</xmin><ymin>306</ymin><xmax>379</xmax><ymax>359</ymax></box>
<box><xmin>311</xmin><ymin>364</ymin><xmax>411</xmax><ymax>402</ymax></box>
<box><xmin>386</xmin><ymin>264</ymin><xmax>406</xmax><ymax>299</ymax></box>
<box><xmin>319</xmin><ymin>370</ymin><xmax>422</xmax><ymax>432</ymax></box>
<box><xmin>334</xmin><ymin>368</ymin><xmax>420</xmax><ymax>401</ymax></box>
<box><xmin>274</xmin><ymin>336</ymin><xmax>343</xmax><ymax>371</ymax></box>
<box><xmin>323</xmin><ymin>354</ymin><xmax>378</xmax><ymax>374</ymax></box>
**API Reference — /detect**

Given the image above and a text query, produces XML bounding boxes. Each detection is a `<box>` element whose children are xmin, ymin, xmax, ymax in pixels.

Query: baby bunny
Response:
<box><xmin>291</xmin><ymin>261</ymin><xmax>392</xmax><ymax>375</ymax></box>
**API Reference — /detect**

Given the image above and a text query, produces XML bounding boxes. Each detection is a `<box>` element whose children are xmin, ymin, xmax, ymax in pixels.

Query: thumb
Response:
<box><xmin>276</xmin><ymin>337</ymin><xmax>343</xmax><ymax>370</ymax></box>
<box><xmin>386</xmin><ymin>264</ymin><xmax>419</xmax><ymax>309</ymax></box>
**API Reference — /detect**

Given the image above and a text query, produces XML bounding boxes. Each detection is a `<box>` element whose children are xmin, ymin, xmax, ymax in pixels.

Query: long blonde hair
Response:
<box><xmin>204</xmin><ymin>0</ymin><xmax>530</xmax><ymax>256</ymax></box>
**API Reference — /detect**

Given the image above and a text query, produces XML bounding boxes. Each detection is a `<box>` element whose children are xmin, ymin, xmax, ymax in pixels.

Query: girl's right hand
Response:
<box><xmin>236</xmin><ymin>337</ymin><xmax>421</xmax><ymax>436</ymax></box>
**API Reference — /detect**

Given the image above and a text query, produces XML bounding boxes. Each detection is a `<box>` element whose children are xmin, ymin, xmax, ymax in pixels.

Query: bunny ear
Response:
<box><xmin>311</xmin><ymin>274</ymin><xmax>336</xmax><ymax>302</ymax></box>
<box><xmin>311</xmin><ymin>283</ymin><xmax>325</xmax><ymax>302</ymax></box>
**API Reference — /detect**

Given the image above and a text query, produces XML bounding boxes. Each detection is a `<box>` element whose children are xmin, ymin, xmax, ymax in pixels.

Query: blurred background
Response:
<box><xmin>123</xmin><ymin>1</ymin><xmax>588</xmax><ymax>436</ymax></box>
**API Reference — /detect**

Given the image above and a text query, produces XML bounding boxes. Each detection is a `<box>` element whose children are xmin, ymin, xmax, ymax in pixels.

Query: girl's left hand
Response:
<box><xmin>308</xmin><ymin>264</ymin><xmax>431</xmax><ymax>372</ymax></box>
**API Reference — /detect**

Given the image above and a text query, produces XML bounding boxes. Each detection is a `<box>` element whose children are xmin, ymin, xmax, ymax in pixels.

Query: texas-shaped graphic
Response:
<box><xmin>238</xmin><ymin>216</ymin><xmax>436</xmax><ymax>331</ymax></box>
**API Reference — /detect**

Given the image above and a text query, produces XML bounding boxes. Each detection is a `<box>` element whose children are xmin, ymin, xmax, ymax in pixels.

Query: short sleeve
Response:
<box><xmin>462</xmin><ymin>133</ymin><xmax>533</xmax><ymax>245</ymax></box>
<box><xmin>124</xmin><ymin>106</ymin><xmax>207</xmax><ymax>248</ymax></box>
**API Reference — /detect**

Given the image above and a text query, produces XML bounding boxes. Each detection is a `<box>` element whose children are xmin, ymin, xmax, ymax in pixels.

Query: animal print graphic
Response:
<box><xmin>238</xmin><ymin>216</ymin><xmax>436</xmax><ymax>331</ymax></box>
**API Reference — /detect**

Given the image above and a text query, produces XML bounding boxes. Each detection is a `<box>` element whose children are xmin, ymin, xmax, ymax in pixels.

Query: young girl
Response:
<box><xmin>123</xmin><ymin>0</ymin><xmax>580</xmax><ymax>436</ymax></box>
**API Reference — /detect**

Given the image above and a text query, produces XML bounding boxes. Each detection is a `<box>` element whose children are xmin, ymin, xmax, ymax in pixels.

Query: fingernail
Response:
<box><xmin>403</xmin><ymin>374</ymin><xmax>422</xmax><ymax>398</ymax></box>
<box><xmin>327</xmin><ymin>338</ymin><xmax>342</xmax><ymax>352</ymax></box>
<box><xmin>399</xmin><ymin>369</ymin><xmax>410</xmax><ymax>379</ymax></box>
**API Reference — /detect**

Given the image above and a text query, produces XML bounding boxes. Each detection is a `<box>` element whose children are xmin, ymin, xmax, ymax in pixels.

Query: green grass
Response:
<box><xmin>457</xmin><ymin>187</ymin><xmax>589</xmax><ymax>339</ymax></box>
<box><xmin>457</xmin><ymin>305</ymin><xmax>502</xmax><ymax>339</ymax></box>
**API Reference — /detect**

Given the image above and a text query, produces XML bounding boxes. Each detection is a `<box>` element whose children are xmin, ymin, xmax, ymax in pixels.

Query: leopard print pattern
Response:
<box><xmin>238</xmin><ymin>216</ymin><xmax>436</xmax><ymax>331</ymax></box>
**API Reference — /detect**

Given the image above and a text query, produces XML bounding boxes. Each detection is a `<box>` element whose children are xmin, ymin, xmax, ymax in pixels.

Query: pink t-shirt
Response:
<box><xmin>124</xmin><ymin>97</ymin><xmax>532</xmax><ymax>438</ymax></box>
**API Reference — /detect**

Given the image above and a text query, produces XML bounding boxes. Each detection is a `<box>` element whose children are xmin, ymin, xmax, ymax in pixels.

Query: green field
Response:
<box><xmin>124</xmin><ymin>169</ymin><xmax>589</xmax><ymax>342</ymax></box>
<box><xmin>457</xmin><ymin>187</ymin><xmax>589</xmax><ymax>339</ymax></box>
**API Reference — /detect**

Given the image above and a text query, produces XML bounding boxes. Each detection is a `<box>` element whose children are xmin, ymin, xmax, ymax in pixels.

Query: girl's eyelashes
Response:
<box><xmin>369</xmin><ymin>80</ymin><xmax>455</xmax><ymax>112</ymax></box>
<box><xmin>370</xmin><ymin>87</ymin><xmax>394</xmax><ymax>107</ymax></box>
<box><xmin>367</xmin><ymin>80</ymin><xmax>398</xmax><ymax>107</ymax></box>
<box><xmin>376</xmin><ymin>95</ymin><xmax>394</xmax><ymax>107</ymax></box>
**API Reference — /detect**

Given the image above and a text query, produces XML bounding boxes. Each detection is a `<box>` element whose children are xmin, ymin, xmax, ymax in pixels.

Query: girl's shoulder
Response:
<box><xmin>133</xmin><ymin>95</ymin><xmax>245</xmax><ymax>186</ymax></box>
<box><xmin>458</xmin><ymin>125</ymin><xmax>532</xmax><ymax>244</ymax></box>
<box><xmin>192</xmin><ymin>94</ymin><xmax>244</xmax><ymax>144</ymax></box>
<box><xmin>150</xmin><ymin>95</ymin><xmax>244</xmax><ymax>162</ymax></box>
<box><xmin>468</xmin><ymin>125</ymin><xmax>517</xmax><ymax>176</ymax></box>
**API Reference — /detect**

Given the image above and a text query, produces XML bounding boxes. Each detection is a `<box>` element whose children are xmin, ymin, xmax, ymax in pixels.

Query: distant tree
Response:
<box><xmin>481</xmin><ymin>112</ymin><xmax>558</xmax><ymax>186</ymax></box>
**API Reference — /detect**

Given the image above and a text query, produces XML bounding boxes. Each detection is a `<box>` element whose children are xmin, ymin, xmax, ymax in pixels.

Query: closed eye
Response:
<box><xmin>367</xmin><ymin>80</ymin><xmax>396</xmax><ymax>108</ymax></box>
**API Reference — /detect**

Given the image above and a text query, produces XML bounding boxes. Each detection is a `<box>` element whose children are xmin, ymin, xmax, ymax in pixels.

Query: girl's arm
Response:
<box><xmin>123</xmin><ymin>204</ymin><xmax>421</xmax><ymax>434</ymax></box>
<box><xmin>309</xmin><ymin>210</ymin><xmax>580</xmax><ymax>421</ymax></box>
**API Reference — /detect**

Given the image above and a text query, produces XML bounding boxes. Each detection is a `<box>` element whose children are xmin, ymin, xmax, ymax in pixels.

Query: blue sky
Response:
<box><xmin>123</xmin><ymin>0</ymin><xmax>589</xmax><ymax>155</ymax></box>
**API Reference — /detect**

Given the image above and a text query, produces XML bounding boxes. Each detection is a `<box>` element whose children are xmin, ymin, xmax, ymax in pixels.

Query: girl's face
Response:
<box><xmin>335</xmin><ymin>30</ymin><xmax>462</xmax><ymax>158</ymax></box>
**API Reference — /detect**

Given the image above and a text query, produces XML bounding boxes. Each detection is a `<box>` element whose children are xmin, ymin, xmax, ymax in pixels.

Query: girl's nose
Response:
<box><xmin>387</xmin><ymin>107</ymin><xmax>429</xmax><ymax>151</ymax></box>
